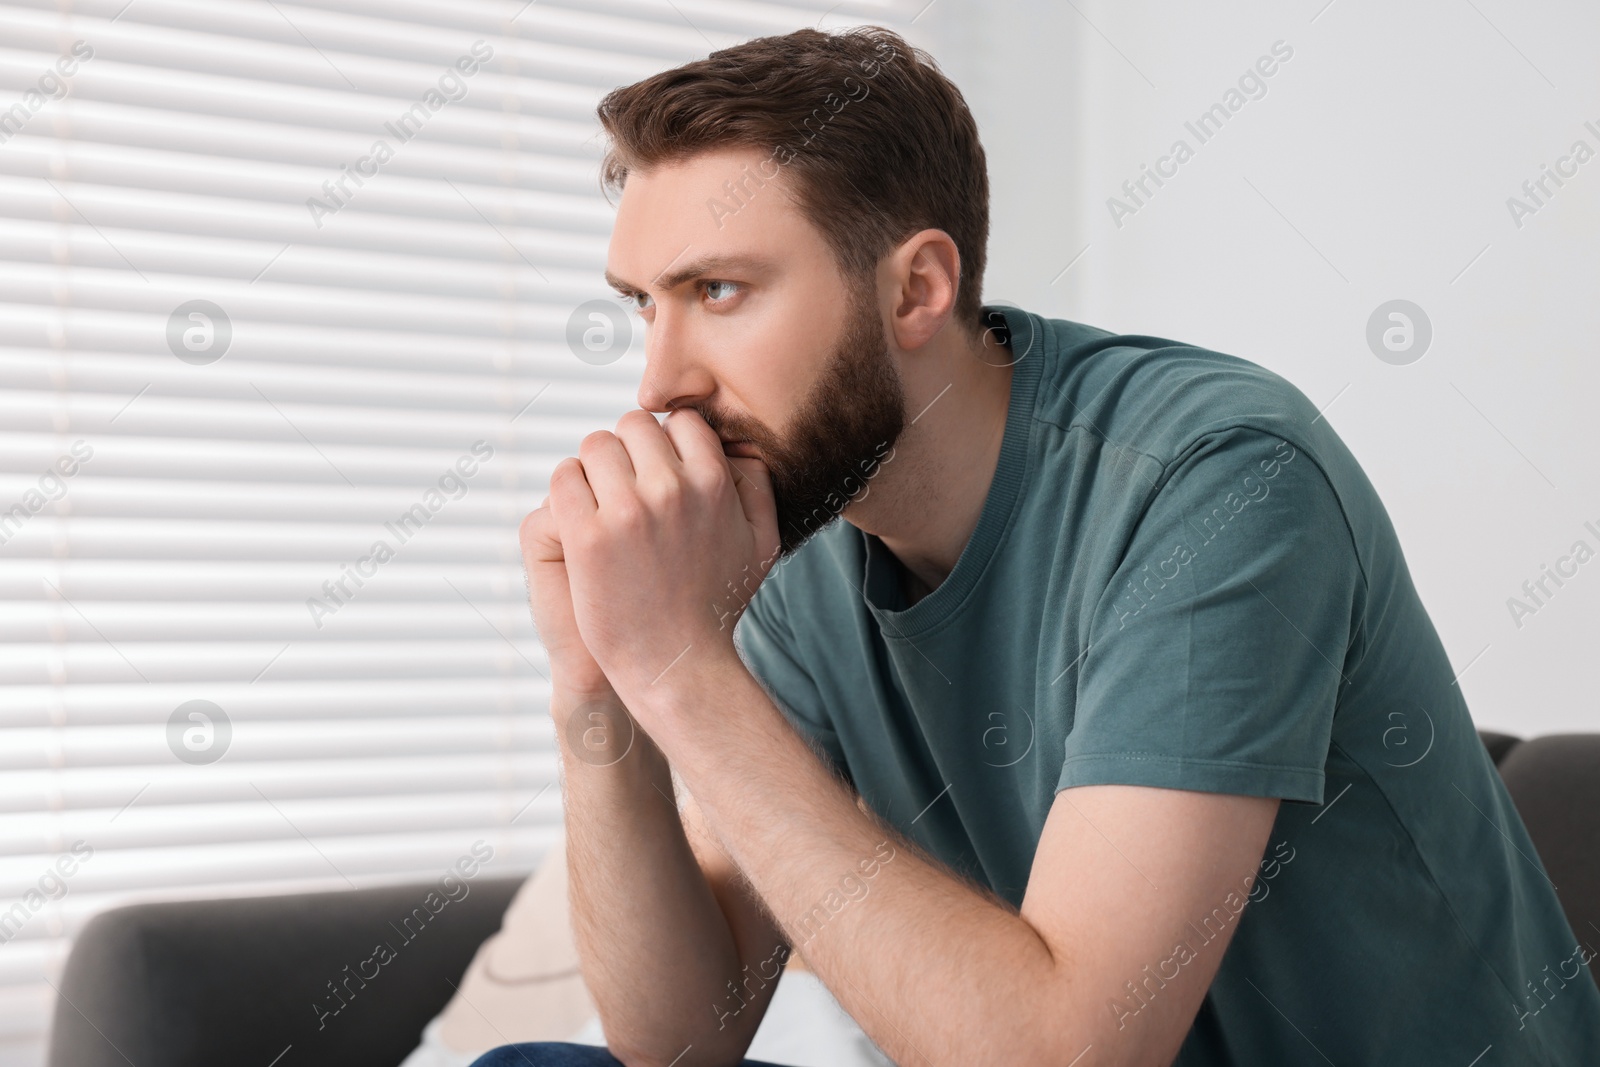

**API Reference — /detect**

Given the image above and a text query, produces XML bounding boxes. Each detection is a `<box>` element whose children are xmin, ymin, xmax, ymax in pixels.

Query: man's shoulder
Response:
<box><xmin>1029</xmin><ymin>312</ymin><xmax>1327</xmax><ymax>470</ymax></box>
<box><xmin>1021</xmin><ymin>310</ymin><xmax>1401</xmax><ymax>577</ymax></box>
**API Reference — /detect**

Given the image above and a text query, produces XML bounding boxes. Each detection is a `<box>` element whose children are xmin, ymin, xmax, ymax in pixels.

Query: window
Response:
<box><xmin>0</xmin><ymin>0</ymin><xmax>908</xmax><ymax>1059</ymax></box>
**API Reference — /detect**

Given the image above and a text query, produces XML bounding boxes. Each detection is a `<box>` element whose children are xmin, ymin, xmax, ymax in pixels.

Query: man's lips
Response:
<box><xmin>720</xmin><ymin>440</ymin><xmax>761</xmax><ymax>459</ymax></box>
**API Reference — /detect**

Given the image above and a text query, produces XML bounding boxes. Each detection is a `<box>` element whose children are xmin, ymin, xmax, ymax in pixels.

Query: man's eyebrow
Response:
<box><xmin>605</xmin><ymin>253</ymin><xmax>772</xmax><ymax>295</ymax></box>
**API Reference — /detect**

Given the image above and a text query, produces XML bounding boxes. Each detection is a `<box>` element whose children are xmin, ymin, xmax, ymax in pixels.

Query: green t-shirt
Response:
<box><xmin>733</xmin><ymin>305</ymin><xmax>1600</xmax><ymax>1064</ymax></box>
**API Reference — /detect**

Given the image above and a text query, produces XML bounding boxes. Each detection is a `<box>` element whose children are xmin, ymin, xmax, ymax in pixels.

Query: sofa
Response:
<box><xmin>46</xmin><ymin>875</ymin><xmax>524</xmax><ymax>1067</ymax></box>
<box><xmin>47</xmin><ymin>731</ymin><xmax>1600</xmax><ymax>1066</ymax></box>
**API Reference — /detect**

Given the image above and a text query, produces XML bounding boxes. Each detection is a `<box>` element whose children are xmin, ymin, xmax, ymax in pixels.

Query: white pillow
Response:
<box><xmin>569</xmin><ymin>967</ymin><xmax>891</xmax><ymax>1067</ymax></box>
<box><xmin>400</xmin><ymin>840</ymin><xmax>890</xmax><ymax>1067</ymax></box>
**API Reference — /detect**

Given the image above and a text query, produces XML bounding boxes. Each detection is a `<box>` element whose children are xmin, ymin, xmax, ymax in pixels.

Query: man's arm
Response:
<box><xmin>542</xmin><ymin>407</ymin><xmax>1286</xmax><ymax>1064</ymax></box>
<box><xmin>549</xmin><ymin>683</ymin><xmax>789</xmax><ymax>1067</ymax></box>
<box><xmin>645</xmin><ymin>657</ymin><xmax>1280</xmax><ymax>1067</ymax></box>
<box><xmin>522</xmin><ymin>493</ymin><xmax>786</xmax><ymax>1067</ymax></box>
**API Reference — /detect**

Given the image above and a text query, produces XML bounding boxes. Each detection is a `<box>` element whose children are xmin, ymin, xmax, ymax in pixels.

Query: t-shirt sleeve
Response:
<box><xmin>1060</xmin><ymin>427</ymin><xmax>1365</xmax><ymax>804</ymax></box>
<box><xmin>733</xmin><ymin>588</ymin><xmax>854</xmax><ymax>787</ymax></box>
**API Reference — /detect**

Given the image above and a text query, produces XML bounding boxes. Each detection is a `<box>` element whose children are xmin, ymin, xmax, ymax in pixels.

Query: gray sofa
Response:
<box><xmin>48</xmin><ymin>875</ymin><xmax>523</xmax><ymax>1067</ymax></box>
<box><xmin>47</xmin><ymin>731</ymin><xmax>1600</xmax><ymax>1066</ymax></box>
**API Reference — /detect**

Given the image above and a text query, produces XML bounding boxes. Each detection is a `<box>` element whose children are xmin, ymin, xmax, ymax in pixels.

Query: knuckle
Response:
<box><xmin>571</xmin><ymin>524</ymin><xmax>603</xmax><ymax>557</ymax></box>
<box><xmin>607</xmin><ymin>497</ymin><xmax>645</xmax><ymax>530</ymax></box>
<box><xmin>647</xmin><ymin>474</ymin><xmax>685</xmax><ymax>507</ymax></box>
<box><xmin>684</xmin><ymin>457</ymin><xmax>724</xmax><ymax>491</ymax></box>
<box><xmin>518</xmin><ymin>508</ymin><xmax>549</xmax><ymax>542</ymax></box>
<box><xmin>699</xmin><ymin>469</ymin><xmax>735</xmax><ymax>503</ymax></box>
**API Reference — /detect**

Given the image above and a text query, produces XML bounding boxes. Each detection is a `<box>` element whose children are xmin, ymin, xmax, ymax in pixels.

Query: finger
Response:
<box><xmin>726</xmin><ymin>457</ymin><xmax>780</xmax><ymax>566</ymax></box>
<box><xmin>576</xmin><ymin>430</ymin><xmax>637</xmax><ymax>508</ymax></box>
<box><xmin>661</xmin><ymin>407</ymin><xmax>728</xmax><ymax>473</ymax></box>
<box><xmin>518</xmin><ymin>504</ymin><xmax>563</xmax><ymax>565</ymax></box>
<box><xmin>612</xmin><ymin>409</ymin><xmax>682</xmax><ymax>484</ymax></box>
<box><xmin>547</xmin><ymin>456</ymin><xmax>597</xmax><ymax>536</ymax></box>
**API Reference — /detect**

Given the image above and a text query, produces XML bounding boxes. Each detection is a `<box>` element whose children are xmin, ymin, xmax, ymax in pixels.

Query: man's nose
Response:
<box><xmin>635</xmin><ymin>317</ymin><xmax>715</xmax><ymax>413</ymax></box>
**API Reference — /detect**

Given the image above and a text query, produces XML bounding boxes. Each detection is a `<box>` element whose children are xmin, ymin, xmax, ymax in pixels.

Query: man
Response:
<box><xmin>485</xmin><ymin>25</ymin><xmax>1600</xmax><ymax>1067</ymax></box>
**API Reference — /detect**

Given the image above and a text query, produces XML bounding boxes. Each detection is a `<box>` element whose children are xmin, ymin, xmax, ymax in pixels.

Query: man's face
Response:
<box><xmin>605</xmin><ymin>148</ymin><xmax>906</xmax><ymax>556</ymax></box>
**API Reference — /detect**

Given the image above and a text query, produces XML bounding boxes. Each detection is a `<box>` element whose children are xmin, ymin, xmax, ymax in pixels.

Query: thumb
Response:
<box><xmin>726</xmin><ymin>457</ymin><xmax>780</xmax><ymax>565</ymax></box>
<box><xmin>518</xmin><ymin>502</ymin><xmax>563</xmax><ymax>567</ymax></box>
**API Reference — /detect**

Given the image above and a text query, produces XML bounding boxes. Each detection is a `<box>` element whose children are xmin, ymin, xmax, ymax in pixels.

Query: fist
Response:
<box><xmin>518</xmin><ymin>499</ymin><xmax>610</xmax><ymax>699</ymax></box>
<box><xmin>546</xmin><ymin>408</ymin><xmax>779</xmax><ymax>705</ymax></box>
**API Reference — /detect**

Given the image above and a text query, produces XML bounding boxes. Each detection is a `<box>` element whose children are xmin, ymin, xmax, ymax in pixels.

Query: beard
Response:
<box><xmin>692</xmin><ymin>287</ymin><xmax>907</xmax><ymax>558</ymax></box>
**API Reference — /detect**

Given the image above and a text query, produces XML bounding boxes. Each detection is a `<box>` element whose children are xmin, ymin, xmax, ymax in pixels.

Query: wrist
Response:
<box><xmin>630</xmin><ymin>647</ymin><xmax>761</xmax><ymax>753</ymax></box>
<box><xmin>549</xmin><ymin>670</ymin><xmax>616</xmax><ymax>708</ymax></box>
<box><xmin>551</xmin><ymin>688</ymin><xmax>665</xmax><ymax>778</ymax></box>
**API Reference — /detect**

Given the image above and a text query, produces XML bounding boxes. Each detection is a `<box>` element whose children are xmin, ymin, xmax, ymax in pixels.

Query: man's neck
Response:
<box><xmin>898</xmin><ymin>561</ymin><xmax>937</xmax><ymax>609</ymax></box>
<box><xmin>844</xmin><ymin>323</ymin><xmax>1015</xmax><ymax>603</ymax></box>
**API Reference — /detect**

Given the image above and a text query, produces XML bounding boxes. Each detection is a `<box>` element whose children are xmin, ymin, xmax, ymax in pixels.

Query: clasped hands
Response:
<box><xmin>518</xmin><ymin>407</ymin><xmax>780</xmax><ymax>745</ymax></box>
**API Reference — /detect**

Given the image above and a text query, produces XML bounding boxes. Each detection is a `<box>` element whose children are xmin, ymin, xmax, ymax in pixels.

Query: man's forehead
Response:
<box><xmin>606</xmin><ymin>148</ymin><xmax>804</xmax><ymax>290</ymax></box>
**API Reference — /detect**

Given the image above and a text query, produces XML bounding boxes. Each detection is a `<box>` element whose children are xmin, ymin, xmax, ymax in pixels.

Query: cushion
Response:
<box><xmin>1495</xmin><ymin>734</ymin><xmax>1600</xmax><ymax>986</ymax></box>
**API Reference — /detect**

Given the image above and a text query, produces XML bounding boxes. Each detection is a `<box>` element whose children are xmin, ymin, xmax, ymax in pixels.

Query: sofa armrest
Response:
<box><xmin>48</xmin><ymin>875</ymin><xmax>524</xmax><ymax>1067</ymax></box>
<box><xmin>1477</xmin><ymin>729</ymin><xmax>1522</xmax><ymax>766</ymax></box>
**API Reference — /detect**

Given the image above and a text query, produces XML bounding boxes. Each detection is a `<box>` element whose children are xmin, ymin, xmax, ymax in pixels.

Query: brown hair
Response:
<box><xmin>596</xmin><ymin>26</ymin><xmax>990</xmax><ymax>334</ymax></box>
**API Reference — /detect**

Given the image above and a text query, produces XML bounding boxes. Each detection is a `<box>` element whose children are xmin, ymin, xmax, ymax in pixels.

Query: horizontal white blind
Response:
<box><xmin>0</xmin><ymin>0</ymin><xmax>908</xmax><ymax>1060</ymax></box>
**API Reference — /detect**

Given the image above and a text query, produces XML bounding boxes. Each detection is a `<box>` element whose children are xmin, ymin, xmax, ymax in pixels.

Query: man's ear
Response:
<box><xmin>886</xmin><ymin>228</ymin><xmax>961</xmax><ymax>352</ymax></box>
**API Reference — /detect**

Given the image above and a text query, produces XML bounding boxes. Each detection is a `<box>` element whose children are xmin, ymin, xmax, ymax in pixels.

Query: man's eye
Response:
<box><xmin>630</xmin><ymin>291</ymin><xmax>653</xmax><ymax>312</ymax></box>
<box><xmin>703</xmin><ymin>280</ymin><xmax>739</xmax><ymax>303</ymax></box>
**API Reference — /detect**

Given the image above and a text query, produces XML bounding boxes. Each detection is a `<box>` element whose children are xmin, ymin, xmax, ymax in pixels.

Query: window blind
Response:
<box><xmin>0</xmin><ymin>0</ymin><xmax>910</xmax><ymax>1059</ymax></box>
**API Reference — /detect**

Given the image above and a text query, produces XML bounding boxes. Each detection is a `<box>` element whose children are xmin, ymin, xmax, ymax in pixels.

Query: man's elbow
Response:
<box><xmin>607</xmin><ymin>1042</ymin><xmax>675</xmax><ymax>1067</ymax></box>
<box><xmin>968</xmin><ymin>1006</ymin><xmax>1178</xmax><ymax>1067</ymax></box>
<box><xmin>606</xmin><ymin>1037</ymin><xmax>751</xmax><ymax>1067</ymax></box>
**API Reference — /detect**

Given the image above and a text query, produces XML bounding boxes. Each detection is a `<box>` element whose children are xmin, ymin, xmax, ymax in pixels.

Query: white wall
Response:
<box><xmin>906</xmin><ymin>0</ymin><xmax>1600</xmax><ymax>736</ymax></box>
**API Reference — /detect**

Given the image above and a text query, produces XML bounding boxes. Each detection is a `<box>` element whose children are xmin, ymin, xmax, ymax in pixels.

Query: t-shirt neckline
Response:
<box><xmin>860</xmin><ymin>304</ymin><xmax>1048</xmax><ymax>636</ymax></box>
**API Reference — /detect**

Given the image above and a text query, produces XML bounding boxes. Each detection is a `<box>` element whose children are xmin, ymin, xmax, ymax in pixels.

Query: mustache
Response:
<box><xmin>679</xmin><ymin>402</ymin><xmax>774</xmax><ymax>450</ymax></box>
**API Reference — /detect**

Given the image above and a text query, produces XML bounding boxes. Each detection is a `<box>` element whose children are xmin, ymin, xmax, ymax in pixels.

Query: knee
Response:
<box><xmin>469</xmin><ymin>1042</ymin><xmax>619</xmax><ymax>1067</ymax></box>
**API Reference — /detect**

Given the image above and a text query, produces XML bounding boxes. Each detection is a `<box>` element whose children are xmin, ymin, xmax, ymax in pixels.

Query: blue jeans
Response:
<box><xmin>468</xmin><ymin>1043</ymin><xmax>789</xmax><ymax>1066</ymax></box>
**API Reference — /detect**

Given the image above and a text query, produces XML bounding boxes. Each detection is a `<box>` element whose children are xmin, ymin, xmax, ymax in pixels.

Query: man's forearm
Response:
<box><xmin>551</xmin><ymin>685</ymin><xmax>758</xmax><ymax>1066</ymax></box>
<box><xmin>646</xmin><ymin>661</ymin><xmax>1071</xmax><ymax>1067</ymax></box>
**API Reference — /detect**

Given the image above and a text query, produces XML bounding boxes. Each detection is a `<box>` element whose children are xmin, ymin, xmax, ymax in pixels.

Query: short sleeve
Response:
<box><xmin>1060</xmin><ymin>428</ymin><xmax>1364</xmax><ymax>804</ymax></box>
<box><xmin>733</xmin><ymin>589</ymin><xmax>854</xmax><ymax>787</ymax></box>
